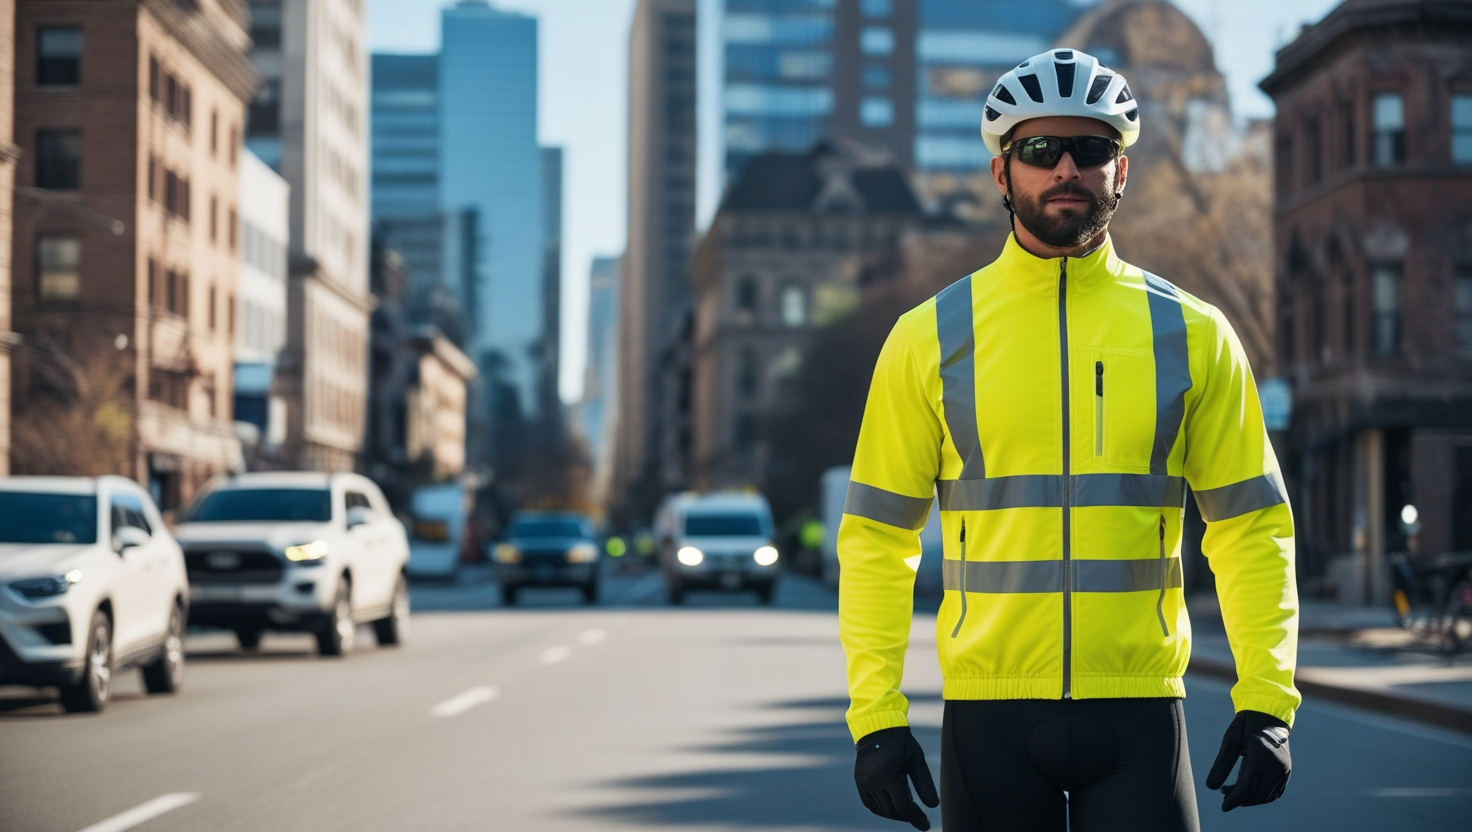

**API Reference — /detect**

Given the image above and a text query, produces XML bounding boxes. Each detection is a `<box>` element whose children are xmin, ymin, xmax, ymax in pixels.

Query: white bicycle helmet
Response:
<box><xmin>981</xmin><ymin>48</ymin><xmax>1140</xmax><ymax>156</ymax></box>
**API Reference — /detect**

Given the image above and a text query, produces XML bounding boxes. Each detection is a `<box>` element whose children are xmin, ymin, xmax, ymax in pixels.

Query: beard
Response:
<box><xmin>1010</xmin><ymin>178</ymin><xmax>1119</xmax><ymax>250</ymax></box>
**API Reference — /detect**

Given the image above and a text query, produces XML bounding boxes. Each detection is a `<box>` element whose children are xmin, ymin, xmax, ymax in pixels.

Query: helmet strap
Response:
<box><xmin>1002</xmin><ymin>155</ymin><xmax>1017</xmax><ymax>232</ymax></box>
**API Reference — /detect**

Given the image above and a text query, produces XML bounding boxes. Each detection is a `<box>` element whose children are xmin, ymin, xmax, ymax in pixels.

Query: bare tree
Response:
<box><xmin>12</xmin><ymin>337</ymin><xmax>136</xmax><ymax>477</ymax></box>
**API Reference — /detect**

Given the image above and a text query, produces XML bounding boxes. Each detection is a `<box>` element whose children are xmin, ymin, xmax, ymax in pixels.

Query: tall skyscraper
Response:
<box><xmin>581</xmin><ymin>256</ymin><xmax>620</xmax><ymax>501</ymax></box>
<box><xmin>539</xmin><ymin>145</ymin><xmax>563</xmax><ymax>415</ymax></box>
<box><xmin>370</xmin><ymin>54</ymin><xmax>446</xmax><ymax>310</ymax></box>
<box><xmin>614</xmin><ymin>0</ymin><xmax>698</xmax><ymax>516</ymax></box>
<box><xmin>439</xmin><ymin>1</ymin><xmax>544</xmax><ymax>419</ymax></box>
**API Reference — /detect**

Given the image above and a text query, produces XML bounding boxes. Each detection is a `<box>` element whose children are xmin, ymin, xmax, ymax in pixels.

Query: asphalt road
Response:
<box><xmin>2</xmin><ymin>568</ymin><xmax>1470</xmax><ymax>831</ymax></box>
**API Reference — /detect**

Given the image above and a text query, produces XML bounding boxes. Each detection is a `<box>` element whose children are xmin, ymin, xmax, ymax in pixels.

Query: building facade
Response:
<box><xmin>439</xmin><ymin>0</ymin><xmax>545</xmax><ymax>420</ymax></box>
<box><xmin>234</xmin><ymin>147</ymin><xmax>289</xmax><ymax>451</ymax></box>
<box><xmin>689</xmin><ymin>144</ymin><xmax>923</xmax><ymax>489</ymax></box>
<box><xmin>580</xmin><ymin>255</ymin><xmax>620</xmax><ymax>503</ymax></box>
<box><xmin>614</xmin><ymin>0</ymin><xmax>698</xmax><ymax>518</ymax></box>
<box><xmin>246</xmin><ymin>0</ymin><xmax>371</xmax><ymax>473</ymax></box>
<box><xmin>1260</xmin><ymin>0</ymin><xmax>1472</xmax><ymax>602</ymax></box>
<box><xmin>0</xmin><ymin>0</ymin><xmax>16</xmax><ymax>476</ymax></box>
<box><xmin>11</xmin><ymin>0</ymin><xmax>255</xmax><ymax>507</ymax></box>
<box><xmin>539</xmin><ymin>145</ymin><xmax>563</xmax><ymax>417</ymax></box>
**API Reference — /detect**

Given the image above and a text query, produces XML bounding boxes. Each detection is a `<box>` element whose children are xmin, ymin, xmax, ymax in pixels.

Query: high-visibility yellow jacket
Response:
<box><xmin>839</xmin><ymin>234</ymin><xmax>1299</xmax><ymax>742</ymax></box>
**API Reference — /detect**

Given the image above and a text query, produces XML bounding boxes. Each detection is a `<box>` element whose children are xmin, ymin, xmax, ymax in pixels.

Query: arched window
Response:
<box><xmin>780</xmin><ymin>283</ymin><xmax>807</xmax><ymax>327</ymax></box>
<box><xmin>735</xmin><ymin>276</ymin><xmax>758</xmax><ymax>325</ymax></box>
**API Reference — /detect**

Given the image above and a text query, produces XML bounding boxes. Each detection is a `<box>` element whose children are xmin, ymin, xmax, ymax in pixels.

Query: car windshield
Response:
<box><xmin>183</xmin><ymin>489</ymin><xmax>333</xmax><ymax>523</ymax></box>
<box><xmin>510</xmin><ymin>519</ymin><xmax>586</xmax><ymax>539</ymax></box>
<box><xmin>0</xmin><ymin>493</ymin><xmax>98</xmax><ymax>544</ymax></box>
<box><xmin>685</xmin><ymin>513</ymin><xmax>764</xmax><ymax>537</ymax></box>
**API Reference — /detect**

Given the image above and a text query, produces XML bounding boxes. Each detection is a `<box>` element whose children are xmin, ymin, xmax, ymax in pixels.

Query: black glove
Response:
<box><xmin>1205</xmin><ymin>710</ymin><xmax>1292</xmax><ymax>811</ymax></box>
<box><xmin>854</xmin><ymin>726</ymin><xmax>940</xmax><ymax>831</ymax></box>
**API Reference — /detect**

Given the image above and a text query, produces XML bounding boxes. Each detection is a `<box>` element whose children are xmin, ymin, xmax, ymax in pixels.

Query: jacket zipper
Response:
<box><xmin>1094</xmin><ymin>361</ymin><xmax>1104</xmax><ymax>458</ymax></box>
<box><xmin>950</xmin><ymin>518</ymin><xmax>968</xmax><ymax>638</ymax></box>
<box><xmin>1058</xmin><ymin>258</ymin><xmax>1073</xmax><ymax>699</ymax></box>
<box><xmin>1156</xmin><ymin>515</ymin><xmax>1170</xmax><ymax>637</ymax></box>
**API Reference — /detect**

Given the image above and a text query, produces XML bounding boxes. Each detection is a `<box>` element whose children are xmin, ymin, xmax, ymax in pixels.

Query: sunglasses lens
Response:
<box><xmin>1072</xmin><ymin>136</ymin><xmax>1118</xmax><ymax>167</ymax></box>
<box><xmin>1017</xmin><ymin>137</ymin><xmax>1061</xmax><ymax>167</ymax></box>
<box><xmin>1012</xmin><ymin>136</ymin><xmax>1118</xmax><ymax>168</ymax></box>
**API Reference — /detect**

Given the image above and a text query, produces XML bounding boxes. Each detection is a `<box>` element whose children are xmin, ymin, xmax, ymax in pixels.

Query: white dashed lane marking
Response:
<box><xmin>430</xmin><ymin>686</ymin><xmax>500</xmax><ymax>717</ymax></box>
<box><xmin>76</xmin><ymin>793</ymin><xmax>201</xmax><ymax>832</ymax></box>
<box><xmin>577</xmin><ymin>628</ymin><xmax>606</xmax><ymax>646</ymax></box>
<box><xmin>539</xmin><ymin>646</ymin><xmax>571</xmax><ymax>664</ymax></box>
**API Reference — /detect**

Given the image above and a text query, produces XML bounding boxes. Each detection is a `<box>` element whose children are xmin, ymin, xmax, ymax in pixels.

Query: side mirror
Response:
<box><xmin>346</xmin><ymin>506</ymin><xmax>373</xmax><ymax>529</ymax></box>
<box><xmin>113</xmin><ymin>526</ymin><xmax>150</xmax><ymax>554</ymax></box>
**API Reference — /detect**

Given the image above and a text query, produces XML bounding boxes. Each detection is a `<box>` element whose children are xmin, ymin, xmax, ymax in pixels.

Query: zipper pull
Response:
<box><xmin>960</xmin><ymin>518</ymin><xmax>966</xmax><ymax>544</ymax></box>
<box><xmin>1095</xmin><ymin>361</ymin><xmax>1104</xmax><ymax>396</ymax></box>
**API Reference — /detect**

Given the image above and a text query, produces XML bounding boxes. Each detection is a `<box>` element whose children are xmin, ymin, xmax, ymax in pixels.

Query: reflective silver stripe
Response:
<box><xmin>943</xmin><ymin>558</ymin><xmax>1183</xmax><ymax>593</ymax></box>
<box><xmin>943</xmin><ymin>559</ymin><xmax>1062</xmax><ymax>593</ymax></box>
<box><xmin>936</xmin><ymin>476</ymin><xmax>1058</xmax><ymax>511</ymax></box>
<box><xmin>1072</xmin><ymin>474</ymin><xmax>1186</xmax><ymax>508</ymax></box>
<box><xmin>844</xmin><ymin>481</ymin><xmax>933</xmax><ymax>530</ymax></box>
<box><xmin>935</xmin><ymin>473</ymin><xmax>1185</xmax><ymax>510</ymax></box>
<box><xmin>936</xmin><ymin>277</ymin><xmax>984</xmax><ymax>478</ymax></box>
<box><xmin>1144</xmin><ymin>272</ymin><xmax>1190</xmax><ymax>475</ymax></box>
<box><xmin>1194</xmin><ymin>474</ymin><xmax>1287</xmax><ymax>522</ymax></box>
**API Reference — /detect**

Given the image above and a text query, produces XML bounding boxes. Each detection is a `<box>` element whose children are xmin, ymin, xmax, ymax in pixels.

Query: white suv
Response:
<box><xmin>172</xmin><ymin>472</ymin><xmax>410</xmax><ymax>656</ymax></box>
<box><xmin>0</xmin><ymin>476</ymin><xmax>188</xmax><ymax>712</ymax></box>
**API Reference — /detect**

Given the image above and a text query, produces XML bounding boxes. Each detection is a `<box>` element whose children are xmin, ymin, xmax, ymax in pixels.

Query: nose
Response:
<box><xmin>1052</xmin><ymin>152</ymin><xmax>1083</xmax><ymax>180</ymax></box>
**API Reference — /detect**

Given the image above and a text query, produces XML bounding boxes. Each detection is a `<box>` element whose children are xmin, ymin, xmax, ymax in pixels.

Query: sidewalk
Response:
<box><xmin>1187</xmin><ymin>598</ymin><xmax>1472</xmax><ymax>735</ymax></box>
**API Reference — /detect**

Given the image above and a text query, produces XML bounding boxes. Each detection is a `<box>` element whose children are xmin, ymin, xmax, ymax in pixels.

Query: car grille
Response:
<box><xmin>703</xmin><ymin>552</ymin><xmax>752</xmax><ymax>569</ymax></box>
<box><xmin>184</xmin><ymin>545</ymin><xmax>284</xmax><ymax>584</ymax></box>
<box><xmin>520</xmin><ymin>548</ymin><xmax>569</xmax><ymax>564</ymax></box>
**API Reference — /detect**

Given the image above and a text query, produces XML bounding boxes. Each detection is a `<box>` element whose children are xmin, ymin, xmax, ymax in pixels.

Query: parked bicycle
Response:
<box><xmin>1388</xmin><ymin>551</ymin><xmax>1472</xmax><ymax>654</ymax></box>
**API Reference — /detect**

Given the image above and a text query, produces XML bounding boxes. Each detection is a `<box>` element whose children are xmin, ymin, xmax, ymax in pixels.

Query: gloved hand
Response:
<box><xmin>853</xmin><ymin>726</ymin><xmax>940</xmax><ymax>831</ymax></box>
<box><xmin>1205</xmin><ymin>710</ymin><xmax>1292</xmax><ymax>811</ymax></box>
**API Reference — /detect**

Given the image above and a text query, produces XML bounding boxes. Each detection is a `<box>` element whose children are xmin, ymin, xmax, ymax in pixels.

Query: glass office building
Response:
<box><xmin>370</xmin><ymin>54</ymin><xmax>446</xmax><ymax>303</ymax></box>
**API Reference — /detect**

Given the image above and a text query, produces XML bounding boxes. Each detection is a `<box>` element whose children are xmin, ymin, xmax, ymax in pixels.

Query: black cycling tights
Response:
<box><xmin>941</xmin><ymin>698</ymin><xmax>1199</xmax><ymax>832</ymax></box>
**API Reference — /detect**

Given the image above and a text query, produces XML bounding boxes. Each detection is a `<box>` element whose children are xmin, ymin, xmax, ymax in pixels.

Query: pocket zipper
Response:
<box><xmin>1094</xmin><ymin>361</ymin><xmax>1104</xmax><ymax>458</ymax></box>
<box><xmin>1156</xmin><ymin>515</ymin><xmax>1170</xmax><ymax>638</ymax></box>
<box><xmin>950</xmin><ymin>518</ymin><xmax>968</xmax><ymax>638</ymax></box>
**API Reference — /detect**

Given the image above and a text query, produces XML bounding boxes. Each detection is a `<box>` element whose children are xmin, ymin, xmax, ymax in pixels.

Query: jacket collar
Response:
<box><xmin>995</xmin><ymin>232</ymin><xmax>1125</xmax><ymax>297</ymax></box>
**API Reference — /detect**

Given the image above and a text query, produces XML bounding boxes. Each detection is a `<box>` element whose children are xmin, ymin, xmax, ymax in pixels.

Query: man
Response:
<box><xmin>839</xmin><ymin>49</ymin><xmax>1297</xmax><ymax>832</ymax></box>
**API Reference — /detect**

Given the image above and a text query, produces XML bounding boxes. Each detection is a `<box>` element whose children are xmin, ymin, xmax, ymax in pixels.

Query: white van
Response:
<box><xmin>655</xmin><ymin>491</ymin><xmax>779</xmax><ymax>604</ymax></box>
<box><xmin>406</xmin><ymin>483</ymin><xmax>469</xmax><ymax>580</ymax></box>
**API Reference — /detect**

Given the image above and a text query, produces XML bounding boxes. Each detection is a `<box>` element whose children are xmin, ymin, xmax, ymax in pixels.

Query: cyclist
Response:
<box><xmin>840</xmin><ymin>49</ymin><xmax>1297</xmax><ymax>831</ymax></box>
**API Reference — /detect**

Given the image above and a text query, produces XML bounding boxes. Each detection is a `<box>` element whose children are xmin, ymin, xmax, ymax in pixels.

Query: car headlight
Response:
<box><xmin>566</xmin><ymin>543</ymin><xmax>598</xmax><ymax>563</ymax></box>
<box><xmin>284</xmin><ymin>540</ymin><xmax>329</xmax><ymax>563</ymax></box>
<box><xmin>676</xmin><ymin>546</ymin><xmax>704</xmax><ymax>566</ymax></box>
<box><xmin>753</xmin><ymin>546</ymin><xmax>779</xmax><ymax>566</ymax></box>
<box><xmin>495</xmin><ymin>543</ymin><xmax>523</xmax><ymax>564</ymax></box>
<box><xmin>9</xmin><ymin>570</ymin><xmax>83</xmax><ymax>600</ymax></box>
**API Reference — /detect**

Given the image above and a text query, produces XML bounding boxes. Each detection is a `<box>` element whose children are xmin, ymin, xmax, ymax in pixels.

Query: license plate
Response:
<box><xmin>536</xmin><ymin>566</ymin><xmax>557</xmax><ymax>581</ymax></box>
<box><xmin>720</xmin><ymin>573</ymin><xmax>742</xmax><ymax>590</ymax></box>
<box><xmin>191</xmin><ymin>585</ymin><xmax>244</xmax><ymax>602</ymax></box>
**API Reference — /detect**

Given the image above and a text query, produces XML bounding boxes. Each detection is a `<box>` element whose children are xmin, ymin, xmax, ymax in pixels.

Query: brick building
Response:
<box><xmin>10</xmin><ymin>0</ymin><xmax>256</xmax><ymax>508</ymax></box>
<box><xmin>1260</xmin><ymin>0</ymin><xmax>1472</xmax><ymax>601</ymax></box>
<box><xmin>0</xmin><ymin>1</ymin><xmax>16</xmax><ymax>476</ymax></box>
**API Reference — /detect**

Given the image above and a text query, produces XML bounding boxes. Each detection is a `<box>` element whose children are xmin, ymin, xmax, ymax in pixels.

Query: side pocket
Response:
<box><xmin>950</xmin><ymin>518</ymin><xmax>967</xmax><ymax>639</ymax></box>
<box><xmin>1156</xmin><ymin>514</ymin><xmax>1170</xmax><ymax>638</ymax></box>
<box><xmin>1094</xmin><ymin>360</ymin><xmax>1104</xmax><ymax>458</ymax></box>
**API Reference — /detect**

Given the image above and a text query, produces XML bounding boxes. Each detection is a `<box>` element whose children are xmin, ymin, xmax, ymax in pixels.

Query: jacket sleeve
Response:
<box><xmin>1183</xmin><ymin>309</ymin><xmax>1301</xmax><ymax>727</ymax></box>
<box><xmin>839</xmin><ymin>318</ymin><xmax>943</xmax><ymax>742</ymax></box>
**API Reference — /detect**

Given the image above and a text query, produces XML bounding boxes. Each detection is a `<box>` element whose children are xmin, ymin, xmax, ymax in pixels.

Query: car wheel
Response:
<box><xmin>373</xmin><ymin>575</ymin><xmax>410</xmax><ymax>647</ymax></box>
<box><xmin>315</xmin><ymin>580</ymin><xmax>355</xmax><ymax>657</ymax></box>
<box><xmin>668</xmin><ymin>577</ymin><xmax>685</xmax><ymax>606</ymax></box>
<box><xmin>582</xmin><ymin>581</ymin><xmax>599</xmax><ymax>605</ymax></box>
<box><xmin>141</xmin><ymin>604</ymin><xmax>185</xmax><ymax>694</ymax></box>
<box><xmin>755</xmin><ymin>582</ymin><xmax>776</xmax><ymax>606</ymax></box>
<box><xmin>501</xmin><ymin>585</ymin><xmax>519</xmax><ymax>606</ymax></box>
<box><xmin>235</xmin><ymin>628</ymin><xmax>264</xmax><ymax>650</ymax></box>
<box><xmin>59</xmin><ymin>610</ymin><xmax>112</xmax><ymax>713</ymax></box>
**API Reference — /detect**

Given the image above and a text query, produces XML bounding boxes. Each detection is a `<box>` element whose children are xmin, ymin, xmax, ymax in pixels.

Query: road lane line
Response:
<box><xmin>577</xmin><ymin>628</ymin><xmax>606</xmax><ymax>646</ymax></box>
<box><xmin>539</xmin><ymin>646</ymin><xmax>571</xmax><ymax>664</ymax></box>
<box><xmin>430</xmin><ymin>686</ymin><xmax>499</xmax><ymax>717</ymax></box>
<box><xmin>1369</xmin><ymin>787</ymin><xmax>1472</xmax><ymax>797</ymax></box>
<box><xmin>77</xmin><ymin>793</ymin><xmax>200</xmax><ymax>832</ymax></box>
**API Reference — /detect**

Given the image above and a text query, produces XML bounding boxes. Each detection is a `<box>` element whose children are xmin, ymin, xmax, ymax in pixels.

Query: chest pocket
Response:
<box><xmin>1091</xmin><ymin>347</ymin><xmax>1156</xmax><ymax>470</ymax></box>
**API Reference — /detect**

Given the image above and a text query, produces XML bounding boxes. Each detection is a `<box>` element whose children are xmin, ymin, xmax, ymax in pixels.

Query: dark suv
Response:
<box><xmin>492</xmin><ymin>513</ymin><xmax>600</xmax><ymax>605</ymax></box>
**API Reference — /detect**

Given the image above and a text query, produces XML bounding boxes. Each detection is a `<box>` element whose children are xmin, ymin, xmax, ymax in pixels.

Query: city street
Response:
<box><xmin>2</xmin><ymin>570</ymin><xmax>1470</xmax><ymax>831</ymax></box>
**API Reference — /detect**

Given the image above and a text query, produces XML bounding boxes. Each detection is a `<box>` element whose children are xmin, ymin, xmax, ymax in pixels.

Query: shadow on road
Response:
<box><xmin>570</xmin><ymin>693</ymin><xmax>944</xmax><ymax>830</ymax></box>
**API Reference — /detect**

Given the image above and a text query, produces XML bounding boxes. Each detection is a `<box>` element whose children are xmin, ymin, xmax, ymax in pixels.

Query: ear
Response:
<box><xmin>1114</xmin><ymin>154</ymin><xmax>1129</xmax><ymax>196</ymax></box>
<box><xmin>990</xmin><ymin>155</ymin><xmax>1009</xmax><ymax>199</ymax></box>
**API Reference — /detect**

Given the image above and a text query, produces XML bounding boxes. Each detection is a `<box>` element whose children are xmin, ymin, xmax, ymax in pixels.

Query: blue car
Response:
<box><xmin>491</xmin><ymin>513</ymin><xmax>600</xmax><ymax>605</ymax></box>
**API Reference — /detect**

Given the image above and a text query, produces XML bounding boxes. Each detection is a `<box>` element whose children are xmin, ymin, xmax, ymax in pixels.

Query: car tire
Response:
<box><xmin>59</xmin><ymin>610</ymin><xmax>112</xmax><ymax>713</ymax></box>
<box><xmin>668</xmin><ymin>578</ymin><xmax>685</xmax><ymax>606</ymax></box>
<box><xmin>141</xmin><ymin>604</ymin><xmax>185</xmax><ymax>694</ymax></box>
<box><xmin>235</xmin><ymin>628</ymin><xmax>264</xmax><ymax>651</ymax></box>
<box><xmin>373</xmin><ymin>575</ymin><xmax>410</xmax><ymax>647</ymax></box>
<box><xmin>501</xmin><ymin>585</ymin><xmax>519</xmax><ymax>607</ymax></box>
<box><xmin>315</xmin><ymin>580</ymin><xmax>355</xmax><ymax>657</ymax></box>
<box><xmin>582</xmin><ymin>581</ymin><xmax>598</xmax><ymax>605</ymax></box>
<box><xmin>755</xmin><ymin>582</ymin><xmax>776</xmax><ymax>606</ymax></box>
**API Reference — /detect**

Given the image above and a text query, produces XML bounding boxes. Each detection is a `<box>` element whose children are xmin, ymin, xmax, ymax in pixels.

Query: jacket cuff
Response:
<box><xmin>1233</xmin><ymin>693</ymin><xmax>1297</xmax><ymax>729</ymax></box>
<box><xmin>848</xmin><ymin>710</ymin><xmax>910</xmax><ymax>743</ymax></box>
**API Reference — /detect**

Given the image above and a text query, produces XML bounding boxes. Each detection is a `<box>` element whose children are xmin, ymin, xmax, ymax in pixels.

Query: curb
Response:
<box><xmin>1187</xmin><ymin>656</ymin><xmax>1472</xmax><ymax>737</ymax></box>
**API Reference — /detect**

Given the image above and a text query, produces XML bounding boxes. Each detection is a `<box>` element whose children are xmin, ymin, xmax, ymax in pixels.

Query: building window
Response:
<box><xmin>37</xmin><ymin>27</ymin><xmax>82</xmax><ymax>85</ymax></box>
<box><xmin>861</xmin><ymin>96</ymin><xmax>894</xmax><ymax>127</ymax></box>
<box><xmin>1339</xmin><ymin>97</ymin><xmax>1355</xmax><ymax>169</ymax></box>
<box><xmin>735</xmin><ymin>276</ymin><xmax>759</xmax><ymax>324</ymax></box>
<box><xmin>229</xmin><ymin>125</ymin><xmax>238</xmax><ymax>167</ymax></box>
<box><xmin>149</xmin><ymin>55</ymin><xmax>160</xmax><ymax>101</ymax></box>
<box><xmin>1373</xmin><ymin>265</ymin><xmax>1401</xmax><ymax>357</ymax></box>
<box><xmin>250</xmin><ymin>1</ymin><xmax>283</xmax><ymax>49</ymax></box>
<box><xmin>210</xmin><ymin>110</ymin><xmax>219</xmax><ymax>155</ymax></box>
<box><xmin>862</xmin><ymin>64</ymin><xmax>891</xmax><ymax>90</ymax></box>
<box><xmin>147</xmin><ymin>258</ymin><xmax>158</xmax><ymax>306</ymax></box>
<box><xmin>1453</xmin><ymin>94</ymin><xmax>1472</xmax><ymax>165</ymax></box>
<box><xmin>37</xmin><ymin>235</ymin><xmax>81</xmax><ymax>300</ymax></box>
<box><xmin>208</xmin><ymin>284</ymin><xmax>217</xmax><ymax>330</ymax></box>
<box><xmin>36</xmin><ymin>129</ymin><xmax>81</xmax><ymax>189</ymax></box>
<box><xmin>734</xmin><ymin>413</ymin><xmax>758</xmax><ymax>451</ymax></box>
<box><xmin>1456</xmin><ymin>266</ymin><xmax>1472</xmax><ymax>358</ymax></box>
<box><xmin>861</xmin><ymin>0</ymin><xmax>893</xmax><ymax>17</ymax></box>
<box><xmin>163</xmin><ymin>170</ymin><xmax>190</xmax><ymax>220</ymax></box>
<box><xmin>209</xmin><ymin>195</ymin><xmax>218</xmax><ymax>242</ymax></box>
<box><xmin>780</xmin><ymin>283</ymin><xmax>807</xmax><ymax>327</ymax></box>
<box><xmin>1372</xmin><ymin>92</ymin><xmax>1404</xmax><ymax>166</ymax></box>
<box><xmin>1342</xmin><ymin>269</ymin><xmax>1357</xmax><ymax>355</ymax></box>
<box><xmin>737</xmin><ymin>347</ymin><xmax>760</xmax><ymax>399</ymax></box>
<box><xmin>248</xmin><ymin>80</ymin><xmax>281</xmax><ymax>137</ymax></box>
<box><xmin>860</xmin><ymin>27</ymin><xmax>895</xmax><ymax>57</ymax></box>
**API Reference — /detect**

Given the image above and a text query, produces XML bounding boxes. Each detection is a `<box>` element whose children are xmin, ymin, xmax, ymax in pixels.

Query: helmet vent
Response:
<box><xmin>1116</xmin><ymin>86</ymin><xmax>1134</xmax><ymax>104</ymax></box>
<box><xmin>1086</xmin><ymin>74</ymin><xmax>1113</xmax><ymax>105</ymax></box>
<box><xmin>1017</xmin><ymin>60</ymin><xmax>1030</xmax><ymax>68</ymax></box>
<box><xmin>1018</xmin><ymin>74</ymin><xmax>1044</xmax><ymax>103</ymax></box>
<box><xmin>984</xmin><ymin>105</ymin><xmax>1001</xmax><ymax>122</ymax></box>
<box><xmin>1054</xmin><ymin>50</ymin><xmax>1074</xmax><ymax>61</ymax></box>
<box><xmin>993</xmin><ymin>85</ymin><xmax>1016</xmax><ymax>106</ymax></box>
<box><xmin>1124</xmin><ymin>107</ymin><xmax>1138</xmax><ymax>122</ymax></box>
<box><xmin>1056</xmin><ymin>62</ymin><xmax>1076</xmax><ymax>98</ymax></box>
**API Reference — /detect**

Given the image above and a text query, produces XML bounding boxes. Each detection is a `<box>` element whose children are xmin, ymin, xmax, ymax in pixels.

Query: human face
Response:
<box><xmin>989</xmin><ymin>116</ymin><xmax>1129</xmax><ymax>256</ymax></box>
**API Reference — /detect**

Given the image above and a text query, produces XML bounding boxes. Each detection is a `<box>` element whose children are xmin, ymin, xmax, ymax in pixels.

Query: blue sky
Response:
<box><xmin>367</xmin><ymin>0</ymin><xmax>1344</xmax><ymax>403</ymax></box>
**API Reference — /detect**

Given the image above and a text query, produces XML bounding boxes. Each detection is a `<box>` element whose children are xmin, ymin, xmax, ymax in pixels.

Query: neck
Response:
<box><xmin>1012</xmin><ymin>224</ymin><xmax>1110</xmax><ymax>260</ymax></box>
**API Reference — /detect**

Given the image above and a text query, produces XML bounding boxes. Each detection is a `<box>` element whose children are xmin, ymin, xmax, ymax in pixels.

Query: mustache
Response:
<box><xmin>1040</xmin><ymin>183</ymin><xmax>1097</xmax><ymax>203</ymax></box>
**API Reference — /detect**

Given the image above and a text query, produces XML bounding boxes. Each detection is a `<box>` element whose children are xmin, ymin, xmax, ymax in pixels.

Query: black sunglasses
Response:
<box><xmin>1004</xmin><ymin>135</ymin><xmax>1121</xmax><ymax>169</ymax></box>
